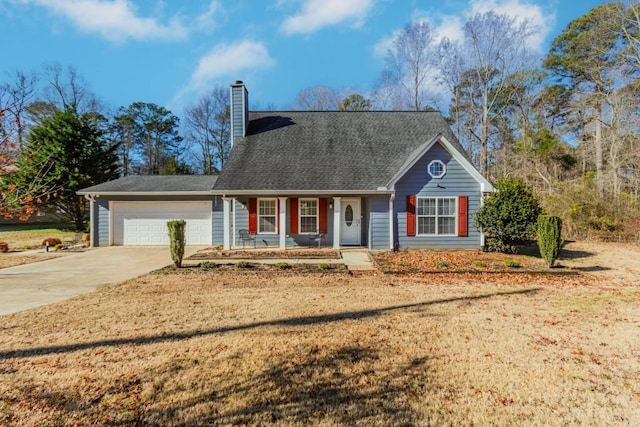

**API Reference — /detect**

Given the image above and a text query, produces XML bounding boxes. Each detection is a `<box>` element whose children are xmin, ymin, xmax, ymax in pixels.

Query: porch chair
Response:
<box><xmin>238</xmin><ymin>229</ymin><xmax>256</xmax><ymax>248</ymax></box>
<box><xmin>308</xmin><ymin>231</ymin><xmax>325</xmax><ymax>247</ymax></box>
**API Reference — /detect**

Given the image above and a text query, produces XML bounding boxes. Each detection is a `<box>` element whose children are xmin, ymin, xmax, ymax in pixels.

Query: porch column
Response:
<box><xmin>84</xmin><ymin>194</ymin><xmax>97</xmax><ymax>247</ymax></box>
<box><xmin>223</xmin><ymin>197</ymin><xmax>232</xmax><ymax>250</ymax></box>
<box><xmin>332</xmin><ymin>197</ymin><xmax>341</xmax><ymax>249</ymax></box>
<box><xmin>389</xmin><ymin>193</ymin><xmax>395</xmax><ymax>250</ymax></box>
<box><xmin>279</xmin><ymin>197</ymin><xmax>287</xmax><ymax>249</ymax></box>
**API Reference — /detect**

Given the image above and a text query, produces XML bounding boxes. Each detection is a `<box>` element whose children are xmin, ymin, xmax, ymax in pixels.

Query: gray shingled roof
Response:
<box><xmin>77</xmin><ymin>175</ymin><xmax>217</xmax><ymax>194</ymax></box>
<box><xmin>214</xmin><ymin>111</ymin><xmax>465</xmax><ymax>192</ymax></box>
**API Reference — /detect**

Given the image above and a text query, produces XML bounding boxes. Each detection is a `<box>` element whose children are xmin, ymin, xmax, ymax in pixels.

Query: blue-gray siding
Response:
<box><xmin>394</xmin><ymin>142</ymin><xmax>482</xmax><ymax>249</ymax></box>
<box><xmin>97</xmin><ymin>199</ymin><xmax>110</xmax><ymax>246</ymax></box>
<box><xmin>369</xmin><ymin>195</ymin><xmax>390</xmax><ymax>250</ymax></box>
<box><xmin>231</xmin><ymin>84</ymin><xmax>248</xmax><ymax>139</ymax></box>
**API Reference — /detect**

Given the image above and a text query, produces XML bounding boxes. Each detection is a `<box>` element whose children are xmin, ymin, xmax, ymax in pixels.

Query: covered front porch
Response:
<box><xmin>221</xmin><ymin>194</ymin><xmax>393</xmax><ymax>250</ymax></box>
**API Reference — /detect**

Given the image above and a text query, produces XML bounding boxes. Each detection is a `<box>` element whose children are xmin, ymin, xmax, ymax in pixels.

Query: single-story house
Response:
<box><xmin>78</xmin><ymin>81</ymin><xmax>494</xmax><ymax>250</ymax></box>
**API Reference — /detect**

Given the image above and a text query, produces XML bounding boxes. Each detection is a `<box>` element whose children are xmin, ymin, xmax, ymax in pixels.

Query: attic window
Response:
<box><xmin>428</xmin><ymin>160</ymin><xmax>446</xmax><ymax>178</ymax></box>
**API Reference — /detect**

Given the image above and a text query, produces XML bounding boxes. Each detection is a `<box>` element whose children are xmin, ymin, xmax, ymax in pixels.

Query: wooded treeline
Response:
<box><xmin>1</xmin><ymin>2</ymin><xmax>639</xmax><ymax>240</ymax></box>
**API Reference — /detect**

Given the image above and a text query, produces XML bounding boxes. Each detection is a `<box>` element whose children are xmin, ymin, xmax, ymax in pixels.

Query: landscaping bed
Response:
<box><xmin>372</xmin><ymin>247</ymin><xmax>575</xmax><ymax>274</ymax></box>
<box><xmin>157</xmin><ymin>261</ymin><xmax>348</xmax><ymax>274</ymax></box>
<box><xmin>188</xmin><ymin>248</ymin><xmax>341</xmax><ymax>260</ymax></box>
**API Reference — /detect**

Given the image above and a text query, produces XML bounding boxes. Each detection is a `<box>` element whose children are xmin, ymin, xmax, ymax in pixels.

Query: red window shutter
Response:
<box><xmin>458</xmin><ymin>195</ymin><xmax>468</xmax><ymax>237</ymax></box>
<box><xmin>290</xmin><ymin>198</ymin><xmax>298</xmax><ymax>234</ymax></box>
<box><xmin>248</xmin><ymin>198</ymin><xmax>257</xmax><ymax>235</ymax></box>
<box><xmin>406</xmin><ymin>195</ymin><xmax>416</xmax><ymax>237</ymax></box>
<box><xmin>319</xmin><ymin>198</ymin><xmax>328</xmax><ymax>234</ymax></box>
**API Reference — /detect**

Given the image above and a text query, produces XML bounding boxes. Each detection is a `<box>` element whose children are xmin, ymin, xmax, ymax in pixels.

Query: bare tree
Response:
<box><xmin>42</xmin><ymin>62</ymin><xmax>103</xmax><ymax>114</ymax></box>
<box><xmin>0</xmin><ymin>69</ymin><xmax>39</xmax><ymax>149</ymax></box>
<box><xmin>184</xmin><ymin>86</ymin><xmax>230</xmax><ymax>174</ymax></box>
<box><xmin>441</xmin><ymin>11</ymin><xmax>538</xmax><ymax>176</ymax></box>
<box><xmin>383</xmin><ymin>21</ymin><xmax>439</xmax><ymax>111</ymax></box>
<box><xmin>293</xmin><ymin>86</ymin><xmax>341</xmax><ymax>110</ymax></box>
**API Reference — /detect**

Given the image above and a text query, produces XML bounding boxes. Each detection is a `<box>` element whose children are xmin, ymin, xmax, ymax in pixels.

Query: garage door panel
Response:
<box><xmin>114</xmin><ymin>202</ymin><xmax>212</xmax><ymax>246</ymax></box>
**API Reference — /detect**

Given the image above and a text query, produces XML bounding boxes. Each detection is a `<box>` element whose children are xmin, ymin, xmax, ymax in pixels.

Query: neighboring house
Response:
<box><xmin>78</xmin><ymin>81</ymin><xmax>494</xmax><ymax>250</ymax></box>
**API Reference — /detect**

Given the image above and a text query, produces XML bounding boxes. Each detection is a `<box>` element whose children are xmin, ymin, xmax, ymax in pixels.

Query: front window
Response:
<box><xmin>258</xmin><ymin>198</ymin><xmax>277</xmax><ymax>233</ymax></box>
<box><xmin>417</xmin><ymin>197</ymin><xmax>456</xmax><ymax>235</ymax></box>
<box><xmin>299</xmin><ymin>198</ymin><xmax>318</xmax><ymax>233</ymax></box>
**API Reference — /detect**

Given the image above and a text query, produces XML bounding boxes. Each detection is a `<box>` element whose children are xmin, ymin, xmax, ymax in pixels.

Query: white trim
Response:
<box><xmin>416</xmin><ymin>196</ymin><xmax>457</xmax><ymax>236</ymax></box>
<box><xmin>389</xmin><ymin>193</ymin><xmax>395</xmax><ymax>250</ymax></box>
<box><xmin>332</xmin><ymin>197</ymin><xmax>341</xmax><ymax>249</ymax></box>
<box><xmin>386</xmin><ymin>134</ymin><xmax>495</xmax><ymax>192</ymax></box>
<box><xmin>108</xmin><ymin>201</ymin><xmax>113</xmax><ymax>246</ymax></box>
<box><xmin>298</xmin><ymin>198</ymin><xmax>319</xmax><ymax>234</ymax></box>
<box><xmin>223</xmin><ymin>197</ymin><xmax>231</xmax><ymax>250</ymax></box>
<box><xmin>76</xmin><ymin>191</ymin><xmax>216</xmax><ymax>196</ymax></box>
<box><xmin>279</xmin><ymin>197</ymin><xmax>287</xmax><ymax>249</ymax></box>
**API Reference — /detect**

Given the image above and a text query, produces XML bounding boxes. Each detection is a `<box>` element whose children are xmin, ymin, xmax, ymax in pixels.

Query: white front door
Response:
<box><xmin>340</xmin><ymin>198</ymin><xmax>361</xmax><ymax>245</ymax></box>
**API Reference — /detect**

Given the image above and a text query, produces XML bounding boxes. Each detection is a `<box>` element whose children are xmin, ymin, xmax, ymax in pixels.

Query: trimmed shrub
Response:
<box><xmin>537</xmin><ymin>215</ymin><xmax>563</xmax><ymax>267</ymax></box>
<box><xmin>0</xmin><ymin>241</ymin><xmax>9</xmax><ymax>253</ymax></box>
<box><xmin>474</xmin><ymin>177</ymin><xmax>542</xmax><ymax>253</ymax></box>
<box><xmin>167</xmin><ymin>220</ymin><xmax>186</xmax><ymax>268</ymax></box>
<box><xmin>42</xmin><ymin>237</ymin><xmax>62</xmax><ymax>247</ymax></box>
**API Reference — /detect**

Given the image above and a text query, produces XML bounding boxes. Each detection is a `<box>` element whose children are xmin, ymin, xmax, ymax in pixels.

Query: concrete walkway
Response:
<box><xmin>0</xmin><ymin>246</ymin><xmax>203</xmax><ymax>316</ymax></box>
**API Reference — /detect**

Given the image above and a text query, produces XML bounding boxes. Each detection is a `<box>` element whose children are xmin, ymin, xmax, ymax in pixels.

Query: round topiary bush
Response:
<box><xmin>0</xmin><ymin>241</ymin><xmax>9</xmax><ymax>253</ymax></box>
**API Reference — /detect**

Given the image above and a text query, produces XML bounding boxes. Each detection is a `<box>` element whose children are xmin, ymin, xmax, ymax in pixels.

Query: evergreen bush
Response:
<box><xmin>167</xmin><ymin>220</ymin><xmax>186</xmax><ymax>268</ymax></box>
<box><xmin>474</xmin><ymin>177</ymin><xmax>542</xmax><ymax>253</ymax></box>
<box><xmin>537</xmin><ymin>215</ymin><xmax>563</xmax><ymax>267</ymax></box>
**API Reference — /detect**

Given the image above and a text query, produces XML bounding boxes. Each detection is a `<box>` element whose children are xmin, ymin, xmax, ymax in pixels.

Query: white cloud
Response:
<box><xmin>168</xmin><ymin>40</ymin><xmax>274</xmax><ymax>113</ymax></box>
<box><xmin>281</xmin><ymin>0</ymin><xmax>374</xmax><ymax>35</ymax></box>
<box><xmin>19</xmin><ymin>0</ymin><xmax>190</xmax><ymax>42</ymax></box>
<box><xmin>190</xmin><ymin>40</ymin><xmax>275</xmax><ymax>86</ymax></box>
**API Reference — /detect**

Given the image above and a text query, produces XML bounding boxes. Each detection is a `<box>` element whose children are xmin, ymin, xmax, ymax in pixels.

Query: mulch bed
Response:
<box><xmin>372</xmin><ymin>249</ymin><xmax>578</xmax><ymax>275</ymax></box>
<box><xmin>187</xmin><ymin>249</ymin><xmax>341</xmax><ymax>260</ymax></box>
<box><xmin>157</xmin><ymin>262</ymin><xmax>348</xmax><ymax>274</ymax></box>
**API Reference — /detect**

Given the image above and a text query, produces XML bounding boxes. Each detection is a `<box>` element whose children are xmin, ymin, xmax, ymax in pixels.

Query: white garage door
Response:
<box><xmin>112</xmin><ymin>202</ymin><xmax>212</xmax><ymax>245</ymax></box>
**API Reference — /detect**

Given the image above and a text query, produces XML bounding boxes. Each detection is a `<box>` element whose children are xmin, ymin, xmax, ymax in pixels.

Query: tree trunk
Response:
<box><xmin>595</xmin><ymin>102</ymin><xmax>604</xmax><ymax>196</ymax></box>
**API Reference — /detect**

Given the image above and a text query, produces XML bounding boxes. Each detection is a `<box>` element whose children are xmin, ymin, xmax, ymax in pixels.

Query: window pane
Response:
<box><xmin>418</xmin><ymin>217</ymin><xmax>435</xmax><ymax>235</ymax></box>
<box><xmin>439</xmin><ymin>198</ymin><xmax>455</xmax><ymax>216</ymax></box>
<box><xmin>418</xmin><ymin>198</ymin><xmax>435</xmax><ymax>216</ymax></box>
<box><xmin>259</xmin><ymin>200</ymin><xmax>275</xmax><ymax>216</ymax></box>
<box><xmin>300</xmin><ymin>217</ymin><xmax>316</xmax><ymax>233</ymax></box>
<box><xmin>439</xmin><ymin>217</ymin><xmax>455</xmax><ymax>234</ymax></box>
<box><xmin>260</xmin><ymin>216</ymin><xmax>276</xmax><ymax>233</ymax></box>
<box><xmin>300</xmin><ymin>199</ymin><xmax>317</xmax><ymax>216</ymax></box>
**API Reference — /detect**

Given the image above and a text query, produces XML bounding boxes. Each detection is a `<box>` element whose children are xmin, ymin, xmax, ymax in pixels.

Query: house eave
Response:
<box><xmin>216</xmin><ymin>189</ymin><xmax>395</xmax><ymax>196</ymax></box>
<box><xmin>75</xmin><ymin>191</ymin><xmax>218</xmax><ymax>197</ymax></box>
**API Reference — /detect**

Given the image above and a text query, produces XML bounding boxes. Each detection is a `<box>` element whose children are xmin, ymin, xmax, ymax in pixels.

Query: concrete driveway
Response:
<box><xmin>0</xmin><ymin>246</ymin><xmax>204</xmax><ymax>316</ymax></box>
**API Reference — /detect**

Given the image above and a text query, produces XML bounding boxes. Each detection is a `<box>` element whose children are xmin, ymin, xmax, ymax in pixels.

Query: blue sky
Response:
<box><xmin>1</xmin><ymin>0</ymin><xmax>609</xmax><ymax>115</ymax></box>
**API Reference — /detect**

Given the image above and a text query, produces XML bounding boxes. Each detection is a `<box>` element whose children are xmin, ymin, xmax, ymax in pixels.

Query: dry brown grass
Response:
<box><xmin>1</xmin><ymin>249</ymin><xmax>639</xmax><ymax>426</ymax></box>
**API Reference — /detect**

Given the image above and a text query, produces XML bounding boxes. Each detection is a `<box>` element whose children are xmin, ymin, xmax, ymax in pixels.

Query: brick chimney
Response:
<box><xmin>230</xmin><ymin>80</ymin><xmax>248</xmax><ymax>146</ymax></box>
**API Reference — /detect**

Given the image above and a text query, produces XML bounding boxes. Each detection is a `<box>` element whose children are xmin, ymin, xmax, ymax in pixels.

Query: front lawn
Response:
<box><xmin>0</xmin><ymin>223</ymin><xmax>78</xmax><ymax>252</ymax></box>
<box><xmin>1</xmin><ymin>263</ymin><xmax>638</xmax><ymax>425</ymax></box>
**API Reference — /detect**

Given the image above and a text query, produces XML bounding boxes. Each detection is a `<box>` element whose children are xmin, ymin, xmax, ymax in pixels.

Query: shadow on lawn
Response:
<box><xmin>149</xmin><ymin>346</ymin><xmax>429</xmax><ymax>425</ymax></box>
<box><xmin>0</xmin><ymin>287</ymin><xmax>541</xmax><ymax>360</ymax></box>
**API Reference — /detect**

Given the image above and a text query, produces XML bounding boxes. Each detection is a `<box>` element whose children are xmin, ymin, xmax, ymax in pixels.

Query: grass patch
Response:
<box><xmin>504</xmin><ymin>259</ymin><xmax>521</xmax><ymax>268</ymax></box>
<box><xmin>0</xmin><ymin>270</ymin><xmax>637</xmax><ymax>425</ymax></box>
<box><xmin>0</xmin><ymin>223</ymin><xmax>77</xmax><ymax>252</ymax></box>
